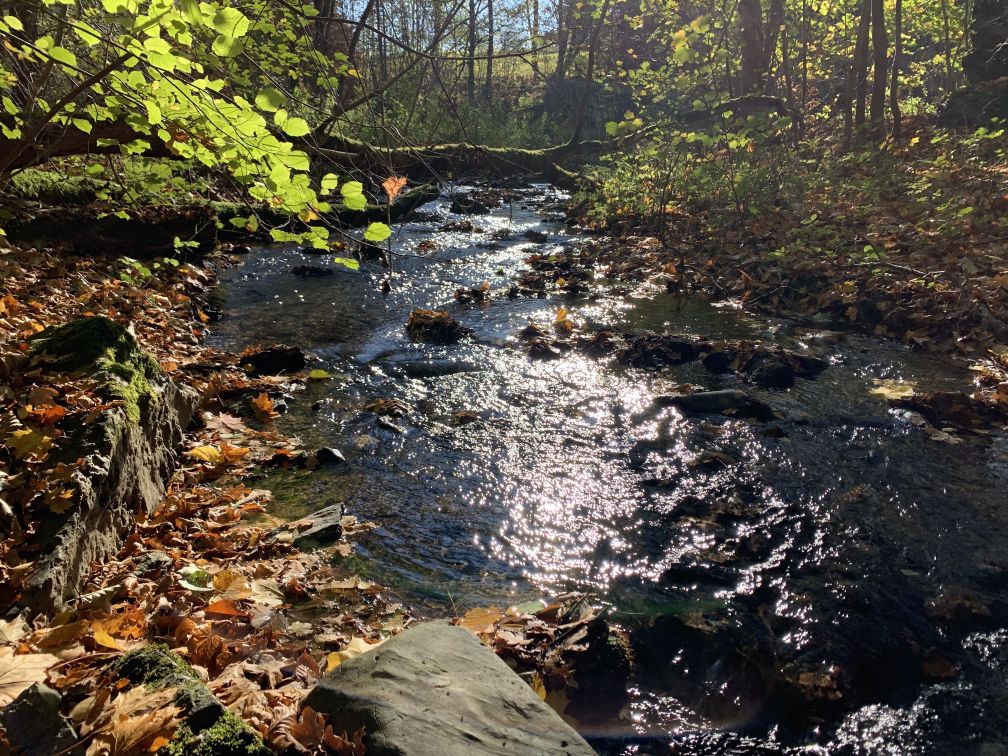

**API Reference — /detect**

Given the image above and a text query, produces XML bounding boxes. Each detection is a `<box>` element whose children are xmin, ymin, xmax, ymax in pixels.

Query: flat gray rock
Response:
<box><xmin>303</xmin><ymin>621</ymin><xmax>596</xmax><ymax>756</ymax></box>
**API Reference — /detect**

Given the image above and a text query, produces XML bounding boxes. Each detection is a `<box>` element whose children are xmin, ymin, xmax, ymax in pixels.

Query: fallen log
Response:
<box><xmin>4</xmin><ymin>183</ymin><xmax>439</xmax><ymax>256</ymax></box>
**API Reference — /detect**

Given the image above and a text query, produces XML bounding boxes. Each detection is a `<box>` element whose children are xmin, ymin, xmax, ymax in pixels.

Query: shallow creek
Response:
<box><xmin>209</xmin><ymin>185</ymin><xmax>1008</xmax><ymax>754</ymax></box>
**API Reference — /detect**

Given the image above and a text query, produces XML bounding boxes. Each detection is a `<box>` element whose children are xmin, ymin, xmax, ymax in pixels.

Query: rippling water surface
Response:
<box><xmin>209</xmin><ymin>185</ymin><xmax>1008</xmax><ymax>755</ymax></box>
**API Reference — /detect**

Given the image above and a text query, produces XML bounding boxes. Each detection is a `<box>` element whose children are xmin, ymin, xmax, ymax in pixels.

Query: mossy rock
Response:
<box><xmin>113</xmin><ymin>646</ymin><xmax>270</xmax><ymax>756</ymax></box>
<box><xmin>111</xmin><ymin>643</ymin><xmax>194</xmax><ymax>687</ymax></box>
<box><xmin>30</xmin><ymin>316</ymin><xmax>161</xmax><ymax>423</ymax></box>
<box><xmin>167</xmin><ymin>712</ymin><xmax>272</xmax><ymax>756</ymax></box>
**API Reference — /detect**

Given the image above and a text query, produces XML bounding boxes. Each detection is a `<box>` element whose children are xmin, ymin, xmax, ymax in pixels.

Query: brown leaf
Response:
<box><xmin>0</xmin><ymin>648</ymin><xmax>59</xmax><ymax>706</ymax></box>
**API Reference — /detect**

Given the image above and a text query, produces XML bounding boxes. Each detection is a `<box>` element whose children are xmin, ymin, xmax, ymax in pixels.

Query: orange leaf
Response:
<box><xmin>382</xmin><ymin>176</ymin><xmax>407</xmax><ymax>203</ymax></box>
<box><xmin>206</xmin><ymin>599</ymin><xmax>244</xmax><ymax>617</ymax></box>
<box><xmin>250</xmin><ymin>392</ymin><xmax>278</xmax><ymax>421</ymax></box>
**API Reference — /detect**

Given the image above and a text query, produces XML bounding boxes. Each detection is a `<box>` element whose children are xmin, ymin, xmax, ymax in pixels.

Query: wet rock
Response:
<box><xmin>450</xmin><ymin>410</ymin><xmax>480</xmax><ymax>427</ymax></box>
<box><xmin>750</xmin><ymin>360</ymin><xmax>795</xmax><ymax>389</ymax></box>
<box><xmin>135</xmin><ymin>550</ymin><xmax>174</xmax><ymax>575</ymax></box>
<box><xmin>620</xmin><ymin>333</ymin><xmax>709</xmax><ymax>368</ymax></box>
<box><xmin>702</xmin><ymin>349</ymin><xmax>736</xmax><ymax>373</ymax></box>
<box><xmin>241</xmin><ymin>344</ymin><xmax>307</xmax><ymax>375</ymax></box>
<box><xmin>926</xmin><ymin>589</ymin><xmax>992</xmax><ymax>626</ymax></box>
<box><xmin>291</xmin><ymin>264</ymin><xmax>334</xmax><ymax>277</ymax></box>
<box><xmin>656</xmin><ymin>390</ymin><xmax>776</xmax><ymax>420</ymax></box>
<box><xmin>303</xmin><ymin>621</ymin><xmax>595</xmax><ymax>756</ymax></box>
<box><xmin>275</xmin><ymin>503</ymin><xmax>345</xmax><ymax>546</ymax></box>
<box><xmin>376</xmin><ymin>416</ymin><xmax>405</xmax><ymax>433</ymax></box>
<box><xmin>438</xmin><ymin>219</ymin><xmax>474</xmax><ymax>232</ymax></box>
<box><xmin>524</xmin><ymin>229</ymin><xmax>550</xmax><ymax>244</ymax></box>
<box><xmin>527</xmin><ymin>338</ymin><xmax>564</xmax><ymax>360</ymax></box>
<box><xmin>455</xmin><ymin>281</ymin><xmax>491</xmax><ymax>305</ymax></box>
<box><xmin>893</xmin><ymin>391</ymin><xmax>1007</xmax><ymax>430</ymax></box>
<box><xmin>577</xmin><ymin>329</ymin><xmax>626</xmax><ymax>356</ymax></box>
<box><xmin>364</xmin><ymin>398</ymin><xmax>409</xmax><ymax>417</ymax></box>
<box><xmin>567</xmin><ymin>619</ymin><xmax>632</xmax><ymax>719</ymax></box>
<box><xmin>2</xmin><ymin>683</ymin><xmax>77</xmax><ymax>756</ymax></box>
<box><xmin>231</xmin><ymin>244</ymin><xmax>252</xmax><ymax>255</ymax></box>
<box><xmin>314</xmin><ymin>447</ymin><xmax>346</xmax><ymax>466</ymax></box>
<box><xmin>406</xmin><ymin>309</ymin><xmax>471</xmax><ymax>343</ymax></box>
<box><xmin>450</xmin><ymin>194</ymin><xmax>492</xmax><ymax>215</ymax></box>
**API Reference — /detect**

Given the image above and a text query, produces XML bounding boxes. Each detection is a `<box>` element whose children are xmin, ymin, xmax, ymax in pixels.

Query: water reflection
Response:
<box><xmin>210</xmin><ymin>186</ymin><xmax>1008</xmax><ymax>753</ymax></box>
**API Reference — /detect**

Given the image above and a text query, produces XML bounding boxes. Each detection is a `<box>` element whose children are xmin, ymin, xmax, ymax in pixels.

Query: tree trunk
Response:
<box><xmin>854</xmin><ymin>0</ymin><xmax>871</xmax><ymax>127</ymax></box>
<box><xmin>466</xmin><ymin>0</ymin><xmax>477</xmax><ymax>105</ymax></box>
<box><xmin>869</xmin><ymin>0</ymin><xmax>888</xmax><ymax>125</ymax></box>
<box><xmin>484</xmin><ymin>0</ymin><xmax>494</xmax><ymax>101</ymax></box>
<box><xmin>570</xmin><ymin>0</ymin><xmax>611</xmax><ymax>141</ymax></box>
<box><xmin>739</xmin><ymin>0</ymin><xmax>766</xmax><ymax>94</ymax></box>
<box><xmin>891</xmin><ymin>0</ymin><xmax>903</xmax><ymax>139</ymax></box>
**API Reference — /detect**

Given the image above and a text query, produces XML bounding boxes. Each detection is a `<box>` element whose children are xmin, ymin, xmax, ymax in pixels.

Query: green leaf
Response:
<box><xmin>212</xmin><ymin>34</ymin><xmax>245</xmax><ymax>58</ymax></box>
<box><xmin>364</xmin><ymin>222</ymin><xmax>392</xmax><ymax>243</ymax></box>
<box><xmin>144</xmin><ymin>100</ymin><xmax>162</xmax><ymax>125</ymax></box>
<box><xmin>48</xmin><ymin>46</ymin><xmax>77</xmax><ymax>68</ymax></box>
<box><xmin>333</xmin><ymin>257</ymin><xmax>360</xmax><ymax>270</ymax></box>
<box><xmin>179</xmin><ymin>0</ymin><xmax>201</xmax><ymax>24</ymax></box>
<box><xmin>281</xmin><ymin>117</ymin><xmax>310</xmax><ymax>137</ymax></box>
<box><xmin>4</xmin><ymin>15</ymin><xmax>23</xmax><ymax>31</ymax></box>
<box><xmin>320</xmin><ymin>173</ymin><xmax>339</xmax><ymax>194</ymax></box>
<box><xmin>212</xmin><ymin>8</ymin><xmax>250</xmax><ymax>38</ymax></box>
<box><xmin>255</xmin><ymin>88</ymin><xmax>285</xmax><ymax>112</ymax></box>
<box><xmin>341</xmin><ymin>180</ymin><xmax>366</xmax><ymax>210</ymax></box>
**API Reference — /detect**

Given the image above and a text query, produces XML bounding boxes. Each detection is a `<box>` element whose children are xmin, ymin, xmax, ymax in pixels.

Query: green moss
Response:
<box><xmin>8</xmin><ymin>168</ymin><xmax>101</xmax><ymax>205</ymax></box>
<box><xmin>29</xmin><ymin>317</ymin><xmax>161</xmax><ymax>423</ymax></box>
<box><xmin>111</xmin><ymin>643</ymin><xmax>194</xmax><ymax>687</ymax></box>
<box><xmin>166</xmin><ymin>712</ymin><xmax>272</xmax><ymax>756</ymax></box>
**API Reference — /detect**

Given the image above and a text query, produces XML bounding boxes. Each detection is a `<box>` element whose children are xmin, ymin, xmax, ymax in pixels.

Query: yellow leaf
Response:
<box><xmin>189</xmin><ymin>445</ymin><xmax>223</xmax><ymax>464</ymax></box>
<box><xmin>92</xmin><ymin>626</ymin><xmax>121</xmax><ymax>651</ymax></box>
<box><xmin>5</xmin><ymin>428</ymin><xmax>53</xmax><ymax>460</ymax></box>
<box><xmin>869</xmin><ymin>378</ymin><xmax>916</xmax><ymax>400</ymax></box>
<box><xmin>458</xmin><ymin>606</ymin><xmax>504</xmax><ymax>634</ymax></box>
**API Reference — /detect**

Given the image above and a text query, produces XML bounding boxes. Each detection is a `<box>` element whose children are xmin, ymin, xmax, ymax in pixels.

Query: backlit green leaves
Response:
<box><xmin>364</xmin><ymin>222</ymin><xmax>392</xmax><ymax>243</ymax></box>
<box><xmin>255</xmin><ymin>88</ymin><xmax>285</xmax><ymax>112</ymax></box>
<box><xmin>341</xmin><ymin>181</ymin><xmax>367</xmax><ymax>210</ymax></box>
<box><xmin>212</xmin><ymin>8</ymin><xmax>250</xmax><ymax>38</ymax></box>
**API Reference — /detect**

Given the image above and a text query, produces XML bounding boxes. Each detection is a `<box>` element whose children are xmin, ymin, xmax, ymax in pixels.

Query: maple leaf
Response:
<box><xmin>250</xmin><ymin>392</ymin><xmax>278</xmax><ymax>421</ymax></box>
<box><xmin>382</xmin><ymin>175</ymin><xmax>407</xmax><ymax>203</ymax></box>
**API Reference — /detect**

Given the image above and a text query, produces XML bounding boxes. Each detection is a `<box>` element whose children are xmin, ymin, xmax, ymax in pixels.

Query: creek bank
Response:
<box><xmin>18</xmin><ymin>317</ymin><xmax>197</xmax><ymax>619</ymax></box>
<box><xmin>3</xmin><ymin>183</ymin><xmax>439</xmax><ymax>257</ymax></box>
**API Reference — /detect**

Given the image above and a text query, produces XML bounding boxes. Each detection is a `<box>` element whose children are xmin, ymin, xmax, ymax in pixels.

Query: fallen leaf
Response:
<box><xmin>189</xmin><ymin>445</ymin><xmax>224</xmax><ymax>464</ymax></box>
<box><xmin>0</xmin><ymin>648</ymin><xmax>59</xmax><ymax>705</ymax></box>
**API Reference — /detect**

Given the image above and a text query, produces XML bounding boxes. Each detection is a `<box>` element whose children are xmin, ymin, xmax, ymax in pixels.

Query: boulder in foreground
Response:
<box><xmin>303</xmin><ymin>621</ymin><xmax>596</xmax><ymax>756</ymax></box>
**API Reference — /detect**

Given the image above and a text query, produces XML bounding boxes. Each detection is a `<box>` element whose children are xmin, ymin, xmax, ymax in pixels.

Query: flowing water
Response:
<box><xmin>209</xmin><ymin>185</ymin><xmax>1008</xmax><ymax>755</ymax></box>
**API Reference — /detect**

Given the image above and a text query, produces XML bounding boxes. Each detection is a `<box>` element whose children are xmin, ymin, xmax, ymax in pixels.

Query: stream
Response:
<box><xmin>209</xmin><ymin>184</ymin><xmax>1008</xmax><ymax>755</ymax></box>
